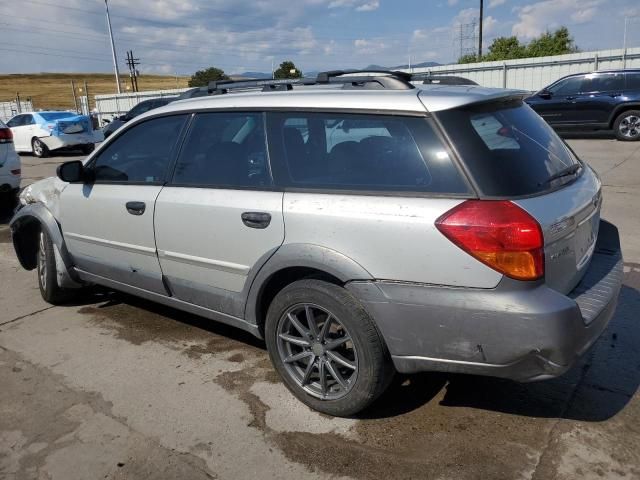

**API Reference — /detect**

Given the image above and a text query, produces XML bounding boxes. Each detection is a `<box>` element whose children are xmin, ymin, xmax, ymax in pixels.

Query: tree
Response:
<box><xmin>458</xmin><ymin>54</ymin><xmax>479</xmax><ymax>64</ymax></box>
<box><xmin>525</xmin><ymin>27</ymin><xmax>578</xmax><ymax>57</ymax></box>
<box><xmin>274</xmin><ymin>61</ymin><xmax>302</xmax><ymax>79</ymax></box>
<box><xmin>188</xmin><ymin>67</ymin><xmax>229</xmax><ymax>87</ymax></box>
<box><xmin>457</xmin><ymin>27</ymin><xmax>578</xmax><ymax>64</ymax></box>
<box><xmin>483</xmin><ymin>36</ymin><xmax>527</xmax><ymax>61</ymax></box>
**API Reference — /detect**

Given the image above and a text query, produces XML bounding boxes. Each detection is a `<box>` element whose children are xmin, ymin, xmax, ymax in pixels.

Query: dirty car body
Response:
<box><xmin>9</xmin><ymin>72</ymin><xmax>623</xmax><ymax>416</ymax></box>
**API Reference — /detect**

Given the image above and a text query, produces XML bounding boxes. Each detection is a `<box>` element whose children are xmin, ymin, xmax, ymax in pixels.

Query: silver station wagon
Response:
<box><xmin>11</xmin><ymin>71</ymin><xmax>623</xmax><ymax>416</ymax></box>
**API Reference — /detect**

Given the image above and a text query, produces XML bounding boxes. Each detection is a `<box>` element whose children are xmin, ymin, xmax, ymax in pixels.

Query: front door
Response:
<box><xmin>60</xmin><ymin>114</ymin><xmax>188</xmax><ymax>294</ymax></box>
<box><xmin>154</xmin><ymin>112</ymin><xmax>284</xmax><ymax>315</ymax></box>
<box><xmin>533</xmin><ymin>75</ymin><xmax>585</xmax><ymax>125</ymax></box>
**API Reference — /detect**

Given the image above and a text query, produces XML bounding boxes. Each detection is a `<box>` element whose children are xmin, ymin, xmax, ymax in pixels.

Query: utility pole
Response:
<box><xmin>104</xmin><ymin>0</ymin><xmax>122</xmax><ymax>94</ymax></box>
<box><xmin>125</xmin><ymin>50</ymin><xmax>140</xmax><ymax>92</ymax></box>
<box><xmin>70</xmin><ymin>80</ymin><xmax>79</xmax><ymax>113</ymax></box>
<box><xmin>84</xmin><ymin>80</ymin><xmax>90</xmax><ymax>114</ymax></box>
<box><xmin>478</xmin><ymin>0</ymin><xmax>484</xmax><ymax>59</ymax></box>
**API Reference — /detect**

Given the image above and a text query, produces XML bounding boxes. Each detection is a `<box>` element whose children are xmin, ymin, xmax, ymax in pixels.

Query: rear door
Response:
<box><xmin>574</xmin><ymin>72</ymin><xmax>625</xmax><ymax>124</ymax></box>
<box><xmin>60</xmin><ymin>114</ymin><xmax>188</xmax><ymax>293</ymax></box>
<box><xmin>154</xmin><ymin>112</ymin><xmax>284</xmax><ymax>315</ymax></box>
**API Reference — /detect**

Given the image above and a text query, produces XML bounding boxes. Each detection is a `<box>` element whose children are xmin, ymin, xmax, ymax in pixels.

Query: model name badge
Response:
<box><xmin>549</xmin><ymin>218</ymin><xmax>575</xmax><ymax>235</ymax></box>
<box><xmin>551</xmin><ymin>246</ymin><xmax>571</xmax><ymax>260</ymax></box>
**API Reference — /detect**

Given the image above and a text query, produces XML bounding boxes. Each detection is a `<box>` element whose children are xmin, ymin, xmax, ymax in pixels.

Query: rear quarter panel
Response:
<box><xmin>283</xmin><ymin>192</ymin><xmax>503</xmax><ymax>288</ymax></box>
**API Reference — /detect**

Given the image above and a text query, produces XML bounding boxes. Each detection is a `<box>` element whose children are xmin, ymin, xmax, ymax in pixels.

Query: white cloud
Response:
<box><xmin>488</xmin><ymin>0</ymin><xmax>506</xmax><ymax>7</ymax></box>
<box><xmin>353</xmin><ymin>38</ymin><xmax>387</xmax><ymax>54</ymax></box>
<box><xmin>512</xmin><ymin>0</ymin><xmax>602</xmax><ymax>39</ymax></box>
<box><xmin>447</xmin><ymin>0</ymin><xmax>459</xmax><ymax>6</ymax></box>
<box><xmin>328</xmin><ymin>0</ymin><xmax>379</xmax><ymax>11</ymax></box>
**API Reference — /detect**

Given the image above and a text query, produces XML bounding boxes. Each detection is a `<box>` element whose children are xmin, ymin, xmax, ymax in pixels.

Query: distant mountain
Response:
<box><xmin>233</xmin><ymin>71</ymin><xmax>272</xmax><ymax>79</ymax></box>
<box><xmin>391</xmin><ymin>61</ymin><xmax>441</xmax><ymax>70</ymax></box>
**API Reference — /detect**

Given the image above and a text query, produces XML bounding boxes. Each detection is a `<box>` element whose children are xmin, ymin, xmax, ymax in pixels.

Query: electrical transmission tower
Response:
<box><xmin>125</xmin><ymin>50</ymin><xmax>140</xmax><ymax>92</ymax></box>
<box><xmin>458</xmin><ymin>20</ymin><xmax>478</xmax><ymax>59</ymax></box>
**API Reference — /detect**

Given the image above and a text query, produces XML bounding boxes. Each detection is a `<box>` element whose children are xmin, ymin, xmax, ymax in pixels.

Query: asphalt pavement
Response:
<box><xmin>0</xmin><ymin>137</ymin><xmax>639</xmax><ymax>480</ymax></box>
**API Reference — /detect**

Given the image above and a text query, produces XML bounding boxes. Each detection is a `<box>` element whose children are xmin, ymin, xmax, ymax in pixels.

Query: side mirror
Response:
<box><xmin>538</xmin><ymin>89</ymin><xmax>552</xmax><ymax>99</ymax></box>
<box><xmin>56</xmin><ymin>160</ymin><xmax>85</xmax><ymax>183</ymax></box>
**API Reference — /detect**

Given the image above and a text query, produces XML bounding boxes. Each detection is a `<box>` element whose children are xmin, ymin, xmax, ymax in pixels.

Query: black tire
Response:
<box><xmin>81</xmin><ymin>143</ymin><xmax>95</xmax><ymax>154</ymax></box>
<box><xmin>31</xmin><ymin>137</ymin><xmax>50</xmax><ymax>158</ymax></box>
<box><xmin>37</xmin><ymin>228</ymin><xmax>75</xmax><ymax>304</ymax></box>
<box><xmin>265</xmin><ymin>279</ymin><xmax>394</xmax><ymax>417</ymax></box>
<box><xmin>613</xmin><ymin>110</ymin><xmax>640</xmax><ymax>141</ymax></box>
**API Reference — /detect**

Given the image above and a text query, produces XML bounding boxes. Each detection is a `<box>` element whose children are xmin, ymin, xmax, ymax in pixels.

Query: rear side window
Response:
<box><xmin>171</xmin><ymin>112</ymin><xmax>271</xmax><ymax>188</ymax></box>
<box><xmin>436</xmin><ymin>99</ymin><xmax>579</xmax><ymax>196</ymax></box>
<box><xmin>581</xmin><ymin>73</ymin><xmax>624</xmax><ymax>93</ymax></box>
<box><xmin>626</xmin><ymin>72</ymin><xmax>640</xmax><ymax>90</ymax></box>
<box><xmin>267</xmin><ymin>112</ymin><xmax>469</xmax><ymax>194</ymax></box>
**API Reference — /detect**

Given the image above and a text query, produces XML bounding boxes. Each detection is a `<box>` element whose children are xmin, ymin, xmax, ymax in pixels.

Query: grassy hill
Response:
<box><xmin>0</xmin><ymin>73</ymin><xmax>190</xmax><ymax>111</ymax></box>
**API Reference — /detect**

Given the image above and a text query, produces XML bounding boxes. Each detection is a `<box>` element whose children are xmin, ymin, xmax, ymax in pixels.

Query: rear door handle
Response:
<box><xmin>241</xmin><ymin>212</ymin><xmax>271</xmax><ymax>229</ymax></box>
<box><xmin>126</xmin><ymin>201</ymin><xmax>146</xmax><ymax>215</ymax></box>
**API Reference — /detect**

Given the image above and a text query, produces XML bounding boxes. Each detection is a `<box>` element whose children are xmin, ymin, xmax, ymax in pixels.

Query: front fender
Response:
<box><xmin>10</xmin><ymin>203</ymin><xmax>82</xmax><ymax>287</ymax></box>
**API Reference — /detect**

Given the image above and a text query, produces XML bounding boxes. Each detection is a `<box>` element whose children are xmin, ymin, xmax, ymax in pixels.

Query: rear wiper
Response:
<box><xmin>539</xmin><ymin>162</ymin><xmax>582</xmax><ymax>186</ymax></box>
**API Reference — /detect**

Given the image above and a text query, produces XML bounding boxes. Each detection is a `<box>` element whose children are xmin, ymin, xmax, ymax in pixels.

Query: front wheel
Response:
<box><xmin>37</xmin><ymin>229</ymin><xmax>75</xmax><ymax>304</ymax></box>
<box><xmin>614</xmin><ymin>110</ymin><xmax>640</xmax><ymax>141</ymax></box>
<box><xmin>265</xmin><ymin>279</ymin><xmax>393</xmax><ymax>416</ymax></box>
<box><xmin>31</xmin><ymin>137</ymin><xmax>50</xmax><ymax>158</ymax></box>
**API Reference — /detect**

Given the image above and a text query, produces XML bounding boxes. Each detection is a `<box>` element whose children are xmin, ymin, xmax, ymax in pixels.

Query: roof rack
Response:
<box><xmin>206</xmin><ymin>70</ymin><xmax>416</xmax><ymax>95</ymax></box>
<box><xmin>411</xmin><ymin>74</ymin><xmax>478</xmax><ymax>86</ymax></box>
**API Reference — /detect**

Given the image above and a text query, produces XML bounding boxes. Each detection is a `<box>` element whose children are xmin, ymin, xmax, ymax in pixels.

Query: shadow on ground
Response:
<box><xmin>558</xmin><ymin>130</ymin><xmax>616</xmax><ymax>140</ymax></box>
<box><xmin>75</xmin><ymin>264</ymin><xmax>640</xmax><ymax>425</ymax></box>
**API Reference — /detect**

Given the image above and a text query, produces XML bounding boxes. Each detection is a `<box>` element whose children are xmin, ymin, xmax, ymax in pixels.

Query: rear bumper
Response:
<box><xmin>40</xmin><ymin>132</ymin><xmax>101</xmax><ymax>150</ymax></box>
<box><xmin>0</xmin><ymin>173</ymin><xmax>20</xmax><ymax>191</ymax></box>
<box><xmin>347</xmin><ymin>220</ymin><xmax>623</xmax><ymax>382</ymax></box>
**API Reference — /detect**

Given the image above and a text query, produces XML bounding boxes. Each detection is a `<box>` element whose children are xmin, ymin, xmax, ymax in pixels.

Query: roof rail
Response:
<box><xmin>202</xmin><ymin>69</ymin><xmax>416</xmax><ymax>96</ymax></box>
<box><xmin>410</xmin><ymin>73</ymin><xmax>478</xmax><ymax>86</ymax></box>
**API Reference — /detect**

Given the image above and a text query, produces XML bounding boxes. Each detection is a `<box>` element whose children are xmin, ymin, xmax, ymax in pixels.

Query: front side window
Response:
<box><xmin>548</xmin><ymin>76</ymin><xmax>583</xmax><ymax>95</ymax></box>
<box><xmin>171</xmin><ymin>112</ymin><xmax>270</xmax><ymax>188</ymax></box>
<box><xmin>90</xmin><ymin>115</ymin><xmax>187</xmax><ymax>183</ymax></box>
<box><xmin>268</xmin><ymin>112</ymin><xmax>469</xmax><ymax>194</ymax></box>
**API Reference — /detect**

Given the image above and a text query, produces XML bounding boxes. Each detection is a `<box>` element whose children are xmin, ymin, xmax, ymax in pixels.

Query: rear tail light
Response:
<box><xmin>11</xmin><ymin>169</ymin><xmax>21</xmax><ymax>176</ymax></box>
<box><xmin>435</xmin><ymin>200</ymin><xmax>544</xmax><ymax>281</ymax></box>
<box><xmin>0</xmin><ymin>128</ymin><xmax>13</xmax><ymax>143</ymax></box>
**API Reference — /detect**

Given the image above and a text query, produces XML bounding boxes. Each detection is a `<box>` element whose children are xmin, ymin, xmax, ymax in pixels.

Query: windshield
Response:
<box><xmin>40</xmin><ymin>112</ymin><xmax>75</xmax><ymax>121</ymax></box>
<box><xmin>436</xmin><ymin>99</ymin><xmax>579</xmax><ymax>196</ymax></box>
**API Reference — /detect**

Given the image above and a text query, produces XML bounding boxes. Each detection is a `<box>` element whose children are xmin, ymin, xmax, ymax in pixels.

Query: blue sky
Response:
<box><xmin>0</xmin><ymin>0</ymin><xmax>638</xmax><ymax>75</ymax></box>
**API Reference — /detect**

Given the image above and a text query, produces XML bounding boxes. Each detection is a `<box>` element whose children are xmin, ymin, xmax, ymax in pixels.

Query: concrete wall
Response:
<box><xmin>400</xmin><ymin>47</ymin><xmax>640</xmax><ymax>91</ymax></box>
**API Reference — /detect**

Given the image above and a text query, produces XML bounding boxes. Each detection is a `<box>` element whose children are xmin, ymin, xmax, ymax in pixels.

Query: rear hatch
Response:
<box><xmin>435</xmin><ymin>97</ymin><xmax>601</xmax><ymax>294</ymax></box>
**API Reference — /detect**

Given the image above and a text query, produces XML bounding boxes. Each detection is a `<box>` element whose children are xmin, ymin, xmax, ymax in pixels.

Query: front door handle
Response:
<box><xmin>126</xmin><ymin>201</ymin><xmax>146</xmax><ymax>216</ymax></box>
<box><xmin>241</xmin><ymin>212</ymin><xmax>271</xmax><ymax>229</ymax></box>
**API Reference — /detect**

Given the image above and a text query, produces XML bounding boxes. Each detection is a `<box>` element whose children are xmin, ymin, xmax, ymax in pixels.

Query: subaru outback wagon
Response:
<box><xmin>11</xmin><ymin>71</ymin><xmax>623</xmax><ymax>416</ymax></box>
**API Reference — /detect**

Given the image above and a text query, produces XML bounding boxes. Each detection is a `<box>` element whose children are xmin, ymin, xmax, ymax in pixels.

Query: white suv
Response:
<box><xmin>0</xmin><ymin>119</ymin><xmax>21</xmax><ymax>202</ymax></box>
<box><xmin>10</xmin><ymin>71</ymin><xmax>623</xmax><ymax>416</ymax></box>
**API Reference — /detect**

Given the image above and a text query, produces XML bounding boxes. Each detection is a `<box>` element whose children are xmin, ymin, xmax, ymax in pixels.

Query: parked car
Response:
<box><xmin>10</xmin><ymin>71</ymin><xmax>622</xmax><ymax>416</ymax></box>
<box><xmin>526</xmin><ymin>69</ymin><xmax>640</xmax><ymax>140</ymax></box>
<box><xmin>102</xmin><ymin>97</ymin><xmax>175</xmax><ymax>139</ymax></box>
<box><xmin>0</xmin><ymin>119</ymin><xmax>21</xmax><ymax>203</ymax></box>
<box><xmin>6</xmin><ymin>111</ymin><xmax>99</xmax><ymax>157</ymax></box>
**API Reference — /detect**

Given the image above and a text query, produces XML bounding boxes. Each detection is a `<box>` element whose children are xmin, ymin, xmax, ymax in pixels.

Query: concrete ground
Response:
<box><xmin>0</xmin><ymin>138</ymin><xmax>639</xmax><ymax>480</ymax></box>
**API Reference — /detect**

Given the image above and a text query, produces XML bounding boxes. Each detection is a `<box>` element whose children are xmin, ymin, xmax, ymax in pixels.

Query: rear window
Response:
<box><xmin>436</xmin><ymin>99</ymin><xmax>579</xmax><ymax>196</ymax></box>
<box><xmin>267</xmin><ymin>112</ymin><xmax>469</xmax><ymax>194</ymax></box>
<box><xmin>40</xmin><ymin>112</ymin><xmax>74</xmax><ymax>121</ymax></box>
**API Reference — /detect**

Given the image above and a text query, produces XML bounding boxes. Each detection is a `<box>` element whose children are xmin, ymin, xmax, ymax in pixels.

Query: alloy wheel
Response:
<box><xmin>619</xmin><ymin>115</ymin><xmax>640</xmax><ymax>139</ymax></box>
<box><xmin>276</xmin><ymin>303</ymin><xmax>358</xmax><ymax>400</ymax></box>
<box><xmin>33</xmin><ymin>139</ymin><xmax>43</xmax><ymax>156</ymax></box>
<box><xmin>38</xmin><ymin>232</ymin><xmax>47</xmax><ymax>291</ymax></box>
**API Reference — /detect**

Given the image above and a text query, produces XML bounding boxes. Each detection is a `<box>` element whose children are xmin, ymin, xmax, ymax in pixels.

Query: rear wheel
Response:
<box><xmin>265</xmin><ymin>279</ymin><xmax>393</xmax><ymax>416</ymax></box>
<box><xmin>37</xmin><ymin>229</ymin><xmax>75</xmax><ymax>304</ymax></box>
<box><xmin>31</xmin><ymin>137</ymin><xmax>49</xmax><ymax>158</ymax></box>
<box><xmin>614</xmin><ymin>110</ymin><xmax>640</xmax><ymax>141</ymax></box>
